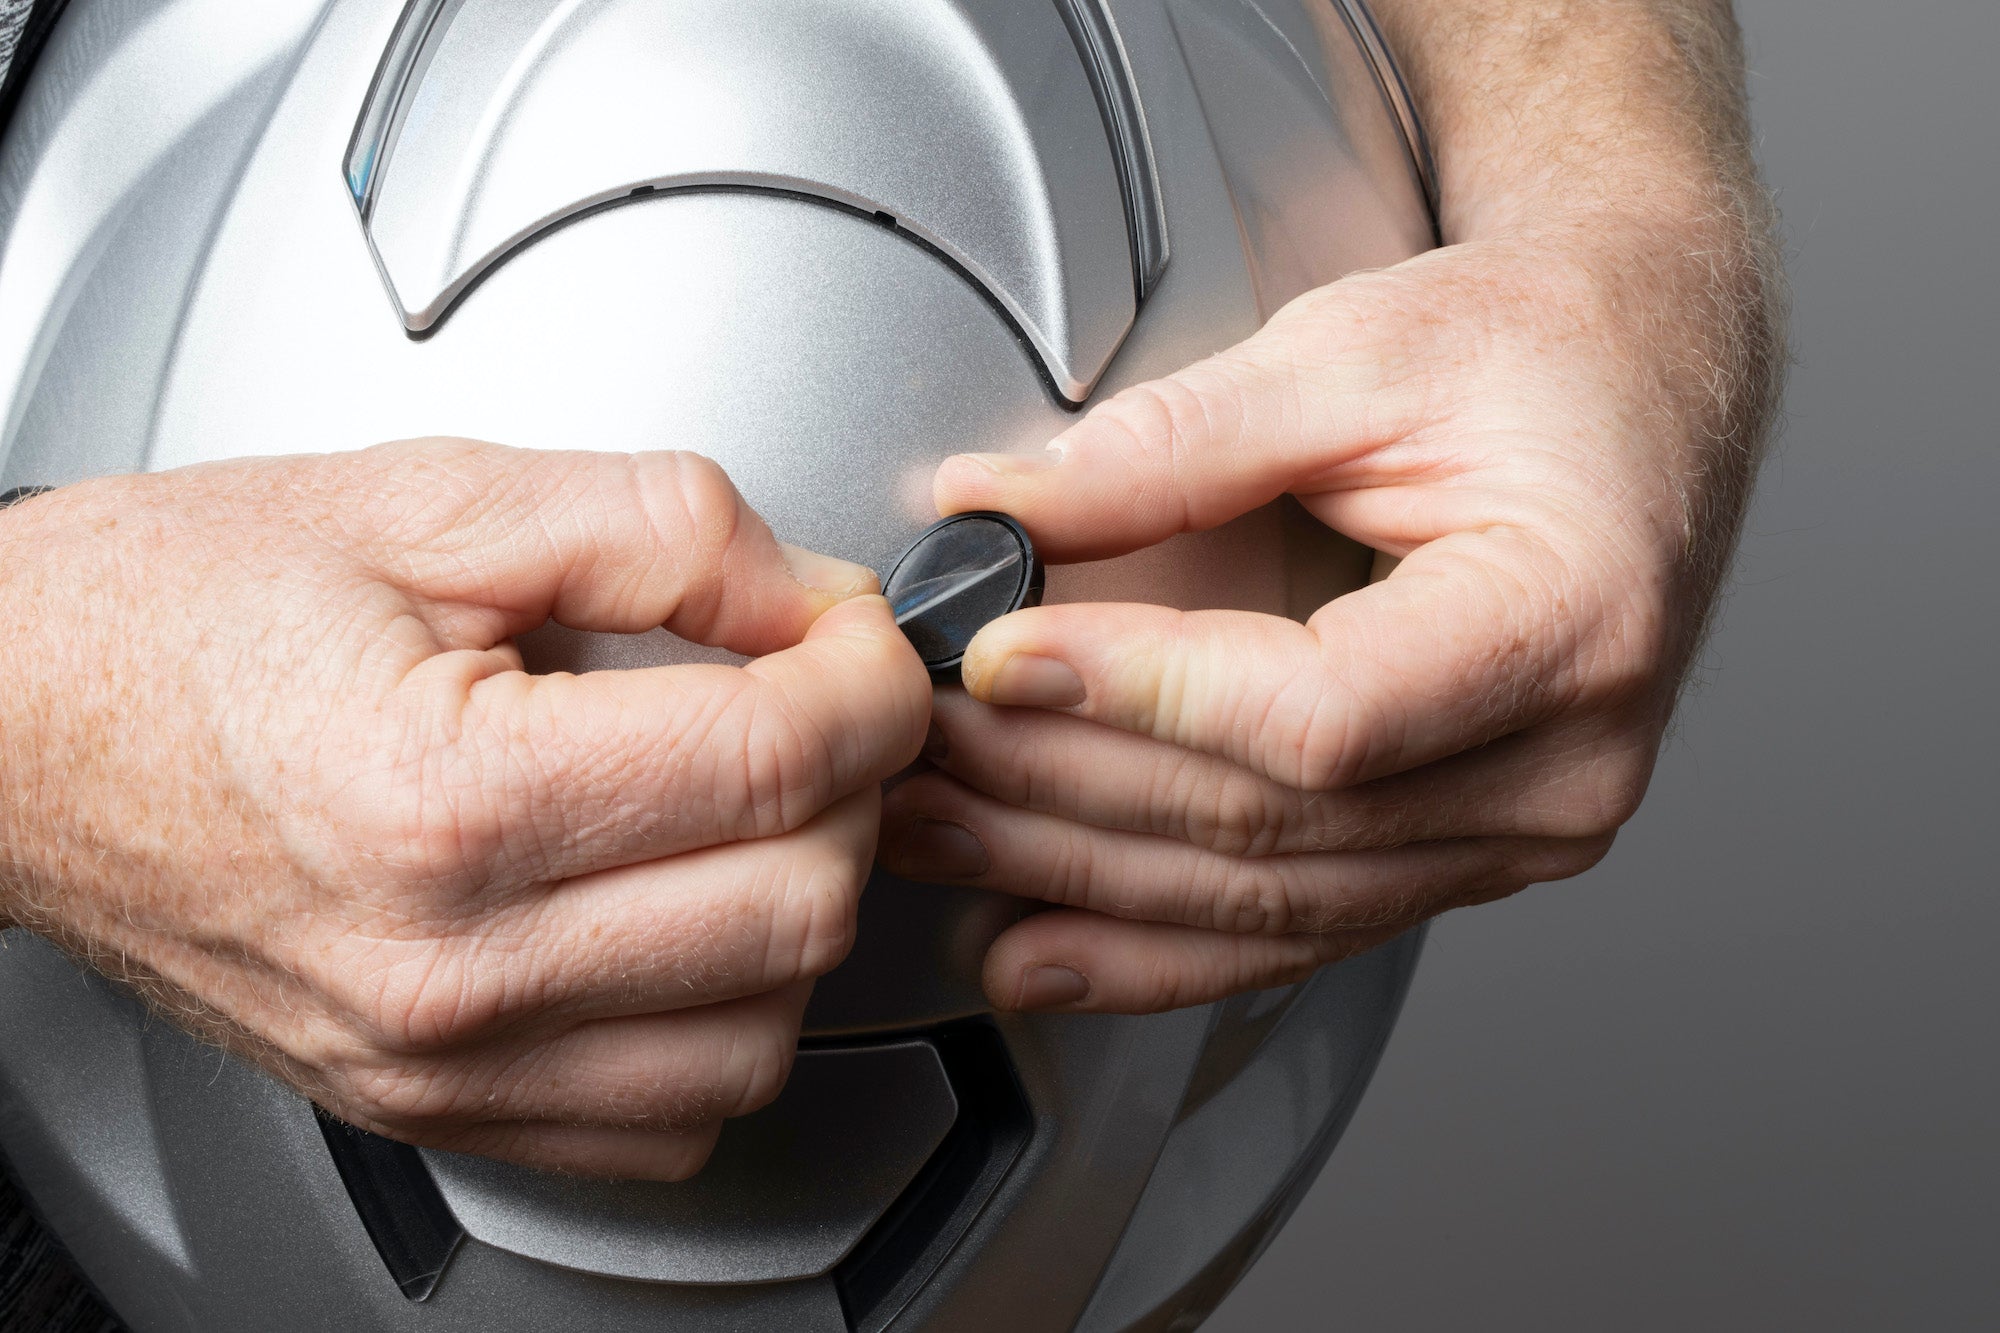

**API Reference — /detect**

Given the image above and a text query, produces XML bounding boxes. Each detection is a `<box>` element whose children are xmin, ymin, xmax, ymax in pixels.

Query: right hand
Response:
<box><xmin>0</xmin><ymin>440</ymin><xmax>929</xmax><ymax>1179</ymax></box>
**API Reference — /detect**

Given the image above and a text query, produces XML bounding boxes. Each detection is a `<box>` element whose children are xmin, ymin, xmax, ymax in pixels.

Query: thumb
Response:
<box><xmin>931</xmin><ymin>288</ymin><xmax>1418</xmax><ymax>562</ymax></box>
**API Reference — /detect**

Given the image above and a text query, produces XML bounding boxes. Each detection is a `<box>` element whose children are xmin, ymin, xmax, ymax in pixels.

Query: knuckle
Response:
<box><xmin>1292</xmin><ymin>687</ymin><xmax>1377</xmax><ymax>792</ymax></box>
<box><xmin>1151</xmin><ymin>751</ymin><xmax>1219</xmax><ymax>846</ymax></box>
<box><xmin>1218</xmin><ymin>780</ymin><xmax>1285</xmax><ymax>857</ymax></box>
<box><xmin>1209</xmin><ymin>860</ymin><xmax>1296</xmax><ymax>935</ymax></box>
<box><xmin>1044</xmin><ymin>826</ymin><xmax>1101</xmax><ymax>909</ymax></box>
<box><xmin>1224</xmin><ymin>772</ymin><xmax>1303</xmax><ymax>858</ymax></box>
<box><xmin>1466</xmin><ymin>552</ymin><xmax>1574</xmax><ymax>726</ymax></box>
<box><xmin>341</xmin><ymin>942</ymin><xmax>507</xmax><ymax>1053</ymax></box>
<box><xmin>1558</xmin><ymin>537</ymin><xmax>1679</xmax><ymax>713</ymax></box>
<box><xmin>337</xmin><ymin>1060</ymin><xmax>476</xmax><ymax>1128</ymax></box>
<box><xmin>331</xmin><ymin>749</ymin><xmax>500</xmax><ymax>887</ymax></box>
<box><xmin>1132</xmin><ymin>956</ymin><xmax>1198</xmax><ymax>1014</ymax></box>
<box><xmin>652</xmin><ymin>1129</ymin><xmax>722</xmax><ymax>1182</ymax></box>
<box><xmin>1537</xmin><ymin>744</ymin><xmax>1656</xmax><ymax>838</ymax></box>
<box><xmin>1281</xmin><ymin>280</ymin><xmax>1372</xmax><ymax>330</ymax></box>
<box><xmin>1588</xmin><ymin>746</ymin><xmax>1655</xmax><ymax>830</ymax></box>
<box><xmin>1129</xmin><ymin>376</ymin><xmax>1210</xmax><ymax>464</ymax></box>
<box><xmin>1542</xmin><ymin>833</ymin><xmax>1618</xmax><ymax>883</ymax></box>
<box><xmin>722</xmin><ymin>1019</ymin><xmax>798</xmax><ymax>1118</ymax></box>
<box><xmin>769</xmin><ymin>853</ymin><xmax>864</xmax><ymax>982</ymax></box>
<box><xmin>1094</xmin><ymin>379</ymin><xmax>1189</xmax><ymax>459</ymax></box>
<box><xmin>1459</xmin><ymin>836</ymin><xmax>1614</xmax><ymax>906</ymax></box>
<box><xmin>1158</xmin><ymin>751</ymin><xmax>1289</xmax><ymax>857</ymax></box>
<box><xmin>354</xmin><ymin>438</ymin><xmax>499</xmax><ymax>552</ymax></box>
<box><xmin>1090</xmin><ymin>377</ymin><xmax>1231</xmax><ymax>526</ymax></box>
<box><xmin>628</xmin><ymin>450</ymin><xmax>746</xmax><ymax>626</ymax></box>
<box><xmin>653</xmin><ymin>451</ymin><xmax>743</xmax><ymax>554</ymax></box>
<box><xmin>733</xmin><ymin>681</ymin><xmax>839</xmax><ymax>840</ymax></box>
<box><xmin>1140</xmin><ymin>618</ymin><xmax>1195</xmax><ymax>745</ymax></box>
<box><xmin>1581</xmin><ymin>593</ymin><xmax>1674</xmax><ymax>710</ymax></box>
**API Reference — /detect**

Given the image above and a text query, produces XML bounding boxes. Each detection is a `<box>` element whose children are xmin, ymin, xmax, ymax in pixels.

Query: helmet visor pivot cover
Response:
<box><xmin>886</xmin><ymin>512</ymin><xmax>1046</xmax><ymax>679</ymax></box>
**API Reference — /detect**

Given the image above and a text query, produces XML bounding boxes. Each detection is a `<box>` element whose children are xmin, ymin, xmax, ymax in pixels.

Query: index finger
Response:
<box><xmin>354</xmin><ymin>440</ymin><xmax>878</xmax><ymax>658</ymax></box>
<box><xmin>931</xmin><ymin>284</ymin><xmax>1428</xmax><ymax>562</ymax></box>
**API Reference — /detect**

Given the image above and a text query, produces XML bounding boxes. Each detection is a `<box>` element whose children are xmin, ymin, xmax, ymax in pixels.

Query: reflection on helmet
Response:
<box><xmin>886</xmin><ymin>513</ymin><xmax>1045</xmax><ymax>678</ymax></box>
<box><xmin>0</xmin><ymin>0</ymin><xmax>1436</xmax><ymax>1328</ymax></box>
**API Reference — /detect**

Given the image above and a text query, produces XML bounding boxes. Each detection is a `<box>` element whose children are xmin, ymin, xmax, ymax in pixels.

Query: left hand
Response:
<box><xmin>878</xmin><ymin>219</ymin><xmax>1776</xmax><ymax>1014</ymax></box>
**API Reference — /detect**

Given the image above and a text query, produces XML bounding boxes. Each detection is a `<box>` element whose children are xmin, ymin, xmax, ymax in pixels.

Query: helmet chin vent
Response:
<box><xmin>316</xmin><ymin>1020</ymin><xmax>1030</xmax><ymax>1318</ymax></box>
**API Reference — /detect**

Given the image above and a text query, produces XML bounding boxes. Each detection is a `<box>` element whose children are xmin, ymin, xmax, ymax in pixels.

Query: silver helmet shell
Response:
<box><xmin>0</xmin><ymin>1</ymin><xmax>1436</xmax><ymax>1328</ymax></box>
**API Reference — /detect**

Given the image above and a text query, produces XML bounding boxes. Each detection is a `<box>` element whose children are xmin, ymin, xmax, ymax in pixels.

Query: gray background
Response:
<box><xmin>1212</xmin><ymin>0</ymin><xmax>1999</xmax><ymax>1328</ymax></box>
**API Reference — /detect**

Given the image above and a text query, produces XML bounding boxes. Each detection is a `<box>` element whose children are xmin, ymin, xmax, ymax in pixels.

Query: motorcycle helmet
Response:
<box><xmin>0</xmin><ymin>1</ymin><xmax>1438</xmax><ymax>1328</ymax></box>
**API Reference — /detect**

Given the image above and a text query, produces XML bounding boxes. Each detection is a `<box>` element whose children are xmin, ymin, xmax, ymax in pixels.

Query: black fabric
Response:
<box><xmin>0</xmin><ymin>1</ymin><xmax>35</xmax><ymax>77</ymax></box>
<box><xmin>0</xmin><ymin>0</ymin><xmax>67</xmax><ymax>139</ymax></box>
<box><xmin>0</xmin><ymin>1171</ymin><xmax>120</xmax><ymax>1333</ymax></box>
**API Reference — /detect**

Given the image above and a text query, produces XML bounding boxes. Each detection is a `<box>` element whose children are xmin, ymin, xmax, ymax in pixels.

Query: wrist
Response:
<box><xmin>0</xmin><ymin>479</ymin><xmax>138</xmax><ymax>936</ymax></box>
<box><xmin>0</xmin><ymin>489</ymin><xmax>60</xmax><ymax>930</ymax></box>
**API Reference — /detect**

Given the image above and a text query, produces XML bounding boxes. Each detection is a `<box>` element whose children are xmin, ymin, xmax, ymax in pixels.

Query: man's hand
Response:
<box><xmin>0</xmin><ymin>441</ymin><xmax>930</xmax><ymax>1178</ymax></box>
<box><xmin>878</xmin><ymin>1</ymin><xmax>1784</xmax><ymax>1014</ymax></box>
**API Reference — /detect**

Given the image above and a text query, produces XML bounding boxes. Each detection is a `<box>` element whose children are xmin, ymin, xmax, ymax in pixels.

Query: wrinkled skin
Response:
<box><xmin>0</xmin><ymin>441</ymin><xmax>930</xmax><ymax>1178</ymax></box>
<box><xmin>876</xmin><ymin>0</ymin><xmax>1786</xmax><ymax>1016</ymax></box>
<box><xmin>880</xmin><ymin>210</ymin><xmax>1781</xmax><ymax>1014</ymax></box>
<box><xmin>0</xmin><ymin>0</ymin><xmax>1785</xmax><ymax>1177</ymax></box>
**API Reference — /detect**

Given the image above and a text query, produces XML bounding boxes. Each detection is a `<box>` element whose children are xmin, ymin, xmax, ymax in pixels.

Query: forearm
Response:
<box><xmin>892</xmin><ymin>3</ymin><xmax>1795</xmax><ymax>1013</ymax></box>
<box><xmin>1373</xmin><ymin>0</ymin><xmax>1762</xmax><ymax>237</ymax></box>
<box><xmin>1371</xmin><ymin>0</ymin><xmax>1785</xmax><ymax>601</ymax></box>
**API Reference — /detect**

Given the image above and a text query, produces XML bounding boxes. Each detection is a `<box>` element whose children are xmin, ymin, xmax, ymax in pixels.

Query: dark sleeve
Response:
<box><xmin>0</xmin><ymin>0</ymin><xmax>68</xmax><ymax>132</ymax></box>
<box><xmin>0</xmin><ymin>1169</ymin><xmax>120</xmax><ymax>1333</ymax></box>
<box><xmin>0</xmin><ymin>2</ymin><xmax>33</xmax><ymax>83</ymax></box>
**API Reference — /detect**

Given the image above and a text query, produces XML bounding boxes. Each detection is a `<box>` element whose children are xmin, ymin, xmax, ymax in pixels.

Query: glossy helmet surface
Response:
<box><xmin>0</xmin><ymin>1</ymin><xmax>1437</xmax><ymax>1328</ymax></box>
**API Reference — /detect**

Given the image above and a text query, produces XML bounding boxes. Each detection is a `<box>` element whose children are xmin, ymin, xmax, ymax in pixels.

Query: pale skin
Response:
<box><xmin>0</xmin><ymin>1</ymin><xmax>1781</xmax><ymax>1173</ymax></box>
<box><xmin>876</xmin><ymin>0</ymin><xmax>1785</xmax><ymax>1012</ymax></box>
<box><xmin>0</xmin><ymin>444</ymin><xmax>931</xmax><ymax>1179</ymax></box>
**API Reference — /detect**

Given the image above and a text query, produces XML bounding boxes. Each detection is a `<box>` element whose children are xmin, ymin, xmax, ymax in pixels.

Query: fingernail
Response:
<box><xmin>921</xmin><ymin>721</ymin><xmax>949</xmax><ymax>765</ymax></box>
<box><xmin>779</xmin><ymin>541</ymin><xmax>875</xmax><ymax>596</ymax></box>
<box><xmin>893</xmin><ymin>818</ymin><xmax>988</xmax><ymax>881</ymax></box>
<box><xmin>983</xmin><ymin>654</ymin><xmax>1085</xmax><ymax>708</ymax></box>
<box><xmin>953</xmin><ymin>446</ymin><xmax>1063</xmax><ymax>477</ymax></box>
<box><xmin>1015</xmin><ymin>964</ymin><xmax>1091</xmax><ymax>1010</ymax></box>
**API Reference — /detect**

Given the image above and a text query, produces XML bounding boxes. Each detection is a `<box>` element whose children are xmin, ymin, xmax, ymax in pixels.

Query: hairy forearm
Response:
<box><xmin>1372</xmin><ymin>0</ymin><xmax>1762</xmax><ymax>237</ymax></box>
<box><xmin>1371</xmin><ymin>0</ymin><xmax>1786</xmax><ymax>602</ymax></box>
<box><xmin>881</xmin><ymin>3</ymin><xmax>1796</xmax><ymax>1014</ymax></box>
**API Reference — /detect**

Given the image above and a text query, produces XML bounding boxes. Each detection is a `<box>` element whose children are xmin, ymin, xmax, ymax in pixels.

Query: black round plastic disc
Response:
<box><xmin>883</xmin><ymin>512</ymin><xmax>1045</xmax><ymax>678</ymax></box>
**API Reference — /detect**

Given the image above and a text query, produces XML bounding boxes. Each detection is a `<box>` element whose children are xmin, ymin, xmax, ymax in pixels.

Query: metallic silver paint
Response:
<box><xmin>351</xmin><ymin>0</ymin><xmax>1138</xmax><ymax>403</ymax></box>
<box><xmin>0</xmin><ymin>0</ymin><xmax>1436</xmax><ymax>1327</ymax></box>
